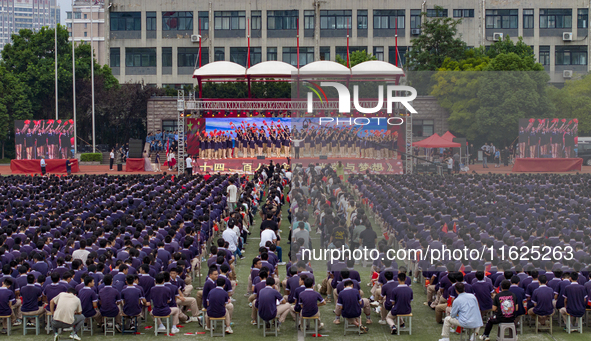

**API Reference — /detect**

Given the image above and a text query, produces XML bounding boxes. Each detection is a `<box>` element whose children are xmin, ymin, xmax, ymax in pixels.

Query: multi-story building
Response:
<box><xmin>107</xmin><ymin>0</ymin><xmax>590</xmax><ymax>88</ymax></box>
<box><xmin>0</xmin><ymin>0</ymin><xmax>60</xmax><ymax>52</ymax></box>
<box><xmin>65</xmin><ymin>0</ymin><xmax>106</xmax><ymax>65</ymax></box>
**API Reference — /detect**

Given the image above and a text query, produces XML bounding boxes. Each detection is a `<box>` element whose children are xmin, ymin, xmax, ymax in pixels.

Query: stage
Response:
<box><xmin>10</xmin><ymin>159</ymin><xmax>80</xmax><ymax>174</ymax></box>
<box><xmin>194</xmin><ymin>157</ymin><xmax>404</xmax><ymax>174</ymax></box>
<box><xmin>512</xmin><ymin>158</ymin><xmax>583</xmax><ymax>172</ymax></box>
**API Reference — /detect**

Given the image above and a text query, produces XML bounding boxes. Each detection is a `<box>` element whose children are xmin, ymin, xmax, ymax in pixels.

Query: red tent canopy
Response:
<box><xmin>413</xmin><ymin>133</ymin><xmax>461</xmax><ymax>148</ymax></box>
<box><xmin>441</xmin><ymin>131</ymin><xmax>456</xmax><ymax>142</ymax></box>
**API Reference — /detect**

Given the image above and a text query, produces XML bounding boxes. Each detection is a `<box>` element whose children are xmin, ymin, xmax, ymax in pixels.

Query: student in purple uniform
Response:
<box><xmin>386</xmin><ymin>273</ymin><xmax>413</xmax><ymax>334</ymax></box>
<box><xmin>528</xmin><ymin>275</ymin><xmax>554</xmax><ymax>325</ymax></box>
<box><xmin>479</xmin><ymin>280</ymin><xmax>518</xmax><ymax>341</ymax></box>
<box><xmin>20</xmin><ymin>274</ymin><xmax>45</xmax><ymax>325</ymax></box>
<box><xmin>559</xmin><ymin>272</ymin><xmax>588</xmax><ymax>328</ymax></box>
<box><xmin>295</xmin><ymin>277</ymin><xmax>326</xmax><ymax>330</ymax></box>
<box><xmin>508</xmin><ymin>276</ymin><xmax>526</xmax><ymax>317</ymax></box>
<box><xmin>98</xmin><ymin>274</ymin><xmax>122</xmax><ymax>330</ymax></box>
<box><xmin>205</xmin><ymin>277</ymin><xmax>234</xmax><ymax>334</ymax></box>
<box><xmin>256</xmin><ymin>277</ymin><xmax>291</xmax><ymax>330</ymax></box>
<box><xmin>378</xmin><ymin>271</ymin><xmax>398</xmax><ymax>324</ymax></box>
<box><xmin>78</xmin><ymin>277</ymin><xmax>101</xmax><ymax>327</ymax></box>
<box><xmin>334</xmin><ymin>280</ymin><xmax>370</xmax><ymax>333</ymax></box>
<box><xmin>196</xmin><ymin>266</ymin><xmax>219</xmax><ymax>311</ymax></box>
<box><xmin>472</xmin><ymin>271</ymin><xmax>494</xmax><ymax>315</ymax></box>
<box><xmin>0</xmin><ymin>278</ymin><xmax>16</xmax><ymax>334</ymax></box>
<box><xmin>150</xmin><ymin>273</ymin><xmax>180</xmax><ymax>334</ymax></box>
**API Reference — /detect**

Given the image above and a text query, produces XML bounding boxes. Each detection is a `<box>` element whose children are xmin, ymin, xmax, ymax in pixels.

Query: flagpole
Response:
<box><xmin>90</xmin><ymin>0</ymin><xmax>96</xmax><ymax>153</ymax></box>
<box><xmin>72</xmin><ymin>0</ymin><xmax>77</xmax><ymax>154</ymax></box>
<box><xmin>55</xmin><ymin>12</ymin><xmax>58</xmax><ymax>120</ymax></box>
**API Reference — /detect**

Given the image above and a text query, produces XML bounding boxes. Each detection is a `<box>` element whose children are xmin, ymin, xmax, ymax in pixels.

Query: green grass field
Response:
<box><xmin>9</xmin><ymin>182</ymin><xmax>591</xmax><ymax>341</ymax></box>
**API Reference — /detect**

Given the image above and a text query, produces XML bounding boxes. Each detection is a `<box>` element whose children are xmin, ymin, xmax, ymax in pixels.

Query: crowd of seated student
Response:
<box><xmin>0</xmin><ymin>169</ymin><xmax>269</xmax><ymax>337</ymax></box>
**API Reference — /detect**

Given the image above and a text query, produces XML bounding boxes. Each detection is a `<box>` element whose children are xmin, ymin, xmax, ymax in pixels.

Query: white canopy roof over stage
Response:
<box><xmin>192</xmin><ymin>60</ymin><xmax>404</xmax><ymax>79</ymax></box>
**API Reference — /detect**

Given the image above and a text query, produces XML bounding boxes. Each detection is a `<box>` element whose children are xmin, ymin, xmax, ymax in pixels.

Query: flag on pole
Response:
<box><xmin>453</xmin><ymin>222</ymin><xmax>457</xmax><ymax>233</ymax></box>
<box><xmin>442</xmin><ymin>223</ymin><xmax>448</xmax><ymax>233</ymax></box>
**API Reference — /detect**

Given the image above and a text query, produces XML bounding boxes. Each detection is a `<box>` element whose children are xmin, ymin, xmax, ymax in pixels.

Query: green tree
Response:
<box><xmin>407</xmin><ymin>7</ymin><xmax>466</xmax><ymax>71</ymax></box>
<box><xmin>0</xmin><ymin>66</ymin><xmax>32</xmax><ymax>158</ymax></box>
<box><xmin>335</xmin><ymin>49</ymin><xmax>377</xmax><ymax>67</ymax></box>
<box><xmin>547</xmin><ymin>74</ymin><xmax>591</xmax><ymax>135</ymax></box>
<box><xmin>430</xmin><ymin>37</ymin><xmax>551</xmax><ymax>147</ymax></box>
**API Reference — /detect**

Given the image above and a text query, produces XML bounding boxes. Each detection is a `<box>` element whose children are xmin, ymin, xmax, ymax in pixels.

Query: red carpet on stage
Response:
<box><xmin>512</xmin><ymin>158</ymin><xmax>582</xmax><ymax>172</ymax></box>
<box><xmin>125</xmin><ymin>158</ymin><xmax>145</xmax><ymax>172</ymax></box>
<box><xmin>10</xmin><ymin>159</ymin><xmax>80</xmax><ymax>174</ymax></box>
<box><xmin>195</xmin><ymin>157</ymin><xmax>403</xmax><ymax>174</ymax></box>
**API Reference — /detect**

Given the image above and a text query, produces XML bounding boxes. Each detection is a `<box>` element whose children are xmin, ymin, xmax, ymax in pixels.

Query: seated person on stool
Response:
<box><xmin>250</xmin><ymin>269</ymin><xmax>270</xmax><ymax>325</ymax></box>
<box><xmin>50</xmin><ymin>288</ymin><xmax>85</xmax><ymax>341</ymax></box>
<box><xmin>150</xmin><ymin>273</ymin><xmax>180</xmax><ymax>334</ymax></box>
<box><xmin>295</xmin><ymin>278</ymin><xmax>326</xmax><ymax>330</ymax></box>
<box><xmin>386</xmin><ymin>273</ymin><xmax>413</xmax><ymax>334</ymax></box>
<box><xmin>472</xmin><ymin>271</ymin><xmax>494</xmax><ymax>317</ymax></box>
<box><xmin>205</xmin><ymin>277</ymin><xmax>234</xmax><ymax>334</ymax></box>
<box><xmin>0</xmin><ymin>278</ymin><xmax>16</xmax><ymax>334</ymax></box>
<box><xmin>438</xmin><ymin>283</ymin><xmax>482</xmax><ymax>341</ymax></box>
<box><xmin>559</xmin><ymin>272</ymin><xmax>587</xmax><ymax>328</ymax></box>
<box><xmin>528</xmin><ymin>275</ymin><xmax>554</xmax><ymax>325</ymax></box>
<box><xmin>334</xmin><ymin>280</ymin><xmax>369</xmax><ymax>333</ymax></box>
<box><xmin>98</xmin><ymin>274</ymin><xmax>122</xmax><ymax>331</ymax></box>
<box><xmin>121</xmin><ymin>275</ymin><xmax>147</xmax><ymax>327</ymax></box>
<box><xmin>170</xmin><ymin>268</ymin><xmax>200</xmax><ymax>323</ymax></box>
<box><xmin>20</xmin><ymin>274</ymin><xmax>46</xmax><ymax>324</ymax></box>
<box><xmin>379</xmin><ymin>271</ymin><xmax>398</xmax><ymax>325</ymax></box>
<box><xmin>479</xmin><ymin>280</ymin><xmax>519</xmax><ymax>341</ymax></box>
<box><xmin>78</xmin><ymin>277</ymin><xmax>101</xmax><ymax>327</ymax></box>
<box><xmin>256</xmin><ymin>277</ymin><xmax>291</xmax><ymax>330</ymax></box>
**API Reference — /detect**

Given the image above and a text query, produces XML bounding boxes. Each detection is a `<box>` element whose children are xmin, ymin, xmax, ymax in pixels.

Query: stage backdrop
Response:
<box><xmin>15</xmin><ymin>119</ymin><xmax>75</xmax><ymax>160</ymax></box>
<box><xmin>518</xmin><ymin>118</ymin><xmax>578</xmax><ymax>158</ymax></box>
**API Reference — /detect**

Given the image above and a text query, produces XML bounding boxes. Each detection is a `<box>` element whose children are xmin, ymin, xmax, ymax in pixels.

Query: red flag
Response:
<box><xmin>442</xmin><ymin>223</ymin><xmax>448</xmax><ymax>233</ymax></box>
<box><xmin>459</xmin><ymin>264</ymin><xmax>465</xmax><ymax>274</ymax></box>
<box><xmin>453</xmin><ymin>222</ymin><xmax>457</xmax><ymax>233</ymax></box>
<box><xmin>166</xmin><ymin>139</ymin><xmax>170</xmax><ymax>154</ymax></box>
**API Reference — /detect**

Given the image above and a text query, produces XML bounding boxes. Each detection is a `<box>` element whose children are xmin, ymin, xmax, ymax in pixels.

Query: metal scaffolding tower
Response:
<box><xmin>405</xmin><ymin>109</ymin><xmax>412</xmax><ymax>174</ymax></box>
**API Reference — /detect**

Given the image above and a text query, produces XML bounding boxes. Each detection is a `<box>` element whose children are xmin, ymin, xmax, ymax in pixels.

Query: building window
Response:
<box><xmin>320</xmin><ymin>46</ymin><xmax>330</xmax><ymax>60</ymax></box>
<box><xmin>373</xmin><ymin>46</ymin><xmax>384</xmax><ymax>61</ymax></box>
<box><xmin>335</xmin><ymin>46</ymin><xmax>367</xmax><ymax>61</ymax></box>
<box><xmin>485</xmin><ymin>9</ymin><xmax>518</xmax><ymax>29</ymax></box>
<box><xmin>198</xmin><ymin>12</ymin><xmax>209</xmax><ymax>30</ymax></box>
<box><xmin>357</xmin><ymin>10</ymin><xmax>368</xmax><ymax>29</ymax></box>
<box><xmin>267</xmin><ymin>10</ymin><xmax>297</xmax><ymax>30</ymax></box>
<box><xmin>453</xmin><ymin>9</ymin><xmax>474</xmax><ymax>18</ymax></box>
<box><xmin>214</xmin><ymin>47</ymin><xmax>225</xmax><ymax>61</ymax></box>
<box><xmin>523</xmin><ymin>9</ymin><xmax>534</xmax><ymax>29</ymax></box>
<box><xmin>178</xmin><ymin>47</ymin><xmax>199</xmax><ymax>67</ymax></box>
<box><xmin>200</xmin><ymin>47</ymin><xmax>210</xmax><ymax>65</ymax></box>
<box><xmin>230</xmin><ymin>47</ymin><xmax>261</xmax><ymax>66</ymax></box>
<box><xmin>110</xmin><ymin>47</ymin><xmax>120</xmax><ymax>67</ymax></box>
<box><xmin>283</xmin><ymin>47</ymin><xmax>314</xmax><ymax>67</ymax></box>
<box><xmin>162</xmin><ymin>120</ymin><xmax>178</xmax><ymax>132</ymax></box>
<box><xmin>578</xmin><ymin>9</ymin><xmax>588</xmax><ymax>28</ymax></box>
<box><xmin>84</xmin><ymin>23</ymin><xmax>87</xmax><ymax>28</ymax></box>
<box><xmin>304</xmin><ymin>10</ymin><xmax>315</xmax><ymax>29</ymax></box>
<box><xmin>162</xmin><ymin>47</ymin><xmax>172</xmax><ymax>67</ymax></box>
<box><xmin>74</xmin><ymin>12</ymin><xmax>82</xmax><ymax>19</ymax></box>
<box><xmin>162</xmin><ymin>11</ymin><xmax>193</xmax><ymax>31</ymax></box>
<box><xmin>539</xmin><ymin>46</ymin><xmax>550</xmax><ymax>65</ymax></box>
<box><xmin>426</xmin><ymin>8</ymin><xmax>448</xmax><ymax>17</ymax></box>
<box><xmin>84</xmin><ymin>32</ymin><xmax>87</xmax><ymax>37</ymax></box>
<box><xmin>214</xmin><ymin>11</ymin><xmax>246</xmax><ymax>30</ymax></box>
<box><xmin>110</xmin><ymin>12</ymin><xmax>141</xmax><ymax>31</ymax></box>
<box><xmin>555</xmin><ymin>46</ymin><xmax>587</xmax><ymax>65</ymax></box>
<box><xmin>373</xmin><ymin>10</ymin><xmax>404</xmax><ymax>29</ymax></box>
<box><xmin>388</xmin><ymin>46</ymin><xmax>408</xmax><ymax>66</ymax></box>
<box><xmin>251</xmin><ymin>11</ymin><xmax>261</xmax><ymax>30</ymax></box>
<box><xmin>539</xmin><ymin>9</ymin><xmax>572</xmax><ymax>29</ymax></box>
<box><xmin>410</xmin><ymin>9</ymin><xmax>421</xmax><ymax>29</ymax></box>
<box><xmin>125</xmin><ymin>48</ymin><xmax>156</xmax><ymax>67</ymax></box>
<box><xmin>320</xmin><ymin>10</ymin><xmax>352</xmax><ymax>29</ymax></box>
<box><xmin>146</xmin><ymin>11</ymin><xmax>156</xmax><ymax>31</ymax></box>
<box><xmin>67</xmin><ymin>23</ymin><xmax>72</xmax><ymax>29</ymax></box>
<box><xmin>84</xmin><ymin>14</ymin><xmax>87</xmax><ymax>19</ymax></box>
<box><xmin>413</xmin><ymin>119</ymin><xmax>434</xmax><ymax>137</ymax></box>
<box><xmin>267</xmin><ymin>47</ymin><xmax>277</xmax><ymax>61</ymax></box>
<box><xmin>67</xmin><ymin>12</ymin><xmax>72</xmax><ymax>19</ymax></box>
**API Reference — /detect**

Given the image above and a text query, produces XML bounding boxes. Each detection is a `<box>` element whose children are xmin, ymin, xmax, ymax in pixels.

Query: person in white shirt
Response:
<box><xmin>259</xmin><ymin>226</ymin><xmax>277</xmax><ymax>247</ymax></box>
<box><xmin>40</xmin><ymin>157</ymin><xmax>46</xmax><ymax>176</ymax></box>
<box><xmin>222</xmin><ymin>222</ymin><xmax>243</xmax><ymax>259</ymax></box>
<box><xmin>185</xmin><ymin>156</ymin><xmax>193</xmax><ymax>176</ymax></box>
<box><xmin>109</xmin><ymin>149</ymin><xmax>115</xmax><ymax>170</ymax></box>
<box><xmin>226</xmin><ymin>179</ymin><xmax>238</xmax><ymax>212</ymax></box>
<box><xmin>50</xmin><ymin>289</ymin><xmax>84</xmax><ymax>341</ymax></box>
<box><xmin>72</xmin><ymin>240</ymin><xmax>91</xmax><ymax>263</ymax></box>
